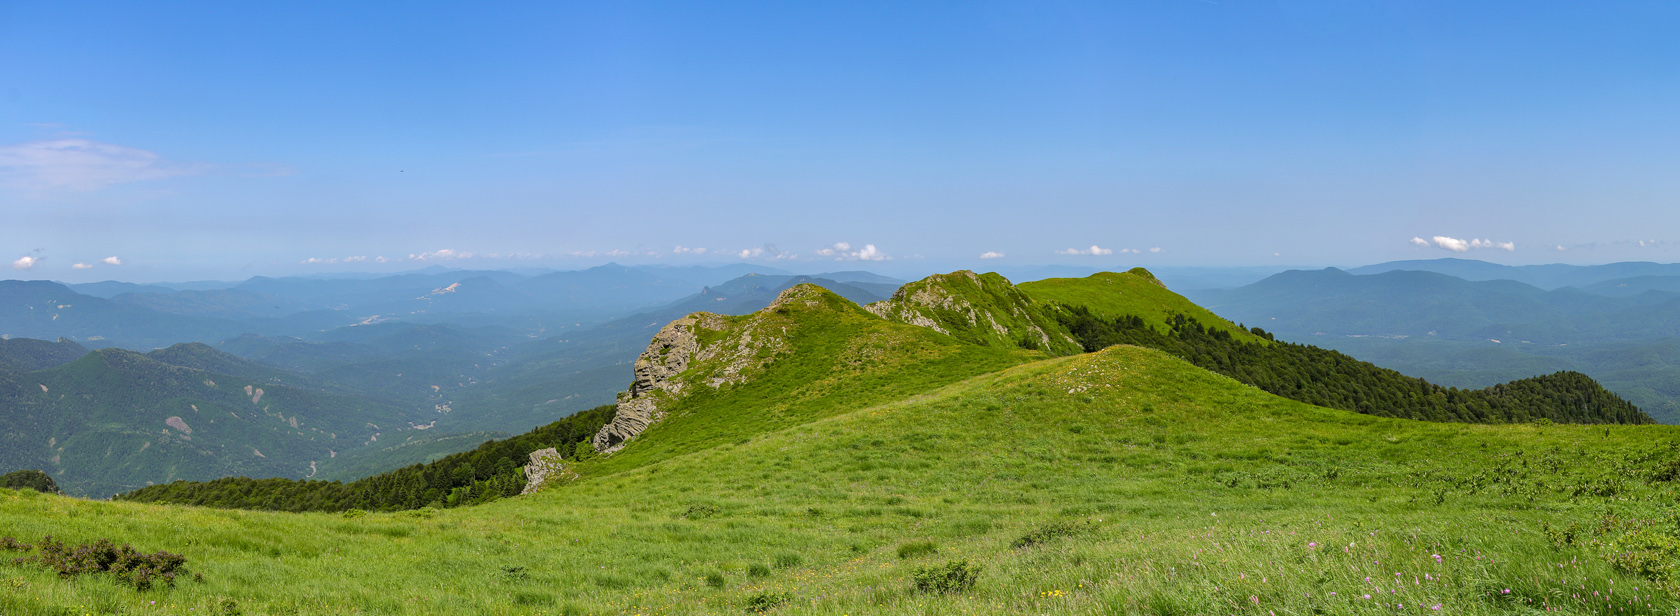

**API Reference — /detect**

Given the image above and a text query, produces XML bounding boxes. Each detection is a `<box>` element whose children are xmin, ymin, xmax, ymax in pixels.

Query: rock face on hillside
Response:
<box><xmin>591</xmin><ymin>314</ymin><xmax>711</xmax><ymax>453</ymax></box>
<box><xmin>866</xmin><ymin>271</ymin><xmax>1082</xmax><ymax>355</ymax></box>
<box><xmin>520</xmin><ymin>447</ymin><xmax>571</xmax><ymax>494</ymax></box>
<box><xmin>591</xmin><ymin>286</ymin><xmax>812</xmax><ymax>454</ymax></box>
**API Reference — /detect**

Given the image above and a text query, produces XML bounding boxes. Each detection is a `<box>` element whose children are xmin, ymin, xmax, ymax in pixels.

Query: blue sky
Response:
<box><xmin>3</xmin><ymin>1</ymin><xmax>1678</xmax><ymax>281</ymax></box>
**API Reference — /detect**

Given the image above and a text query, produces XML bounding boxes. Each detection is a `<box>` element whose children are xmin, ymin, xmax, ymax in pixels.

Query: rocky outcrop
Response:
<box><xmin>591</xmin><ymin>314</ymin><xmax>710</xmax><ymax>454</ymax></box>
<box><xmin>589</xmin><ymin>286</ymin><xmax>814</xmax><ymax>455</ymax></box>
<box><xmin>520</xmin><ymin>447</ymin><xmax>572</xmax><ymax>494</ymax></box>
<box><xmin>865</xmin><ymin>271</ymin><xmax>1079</xmax><ymax>355</ymax></box>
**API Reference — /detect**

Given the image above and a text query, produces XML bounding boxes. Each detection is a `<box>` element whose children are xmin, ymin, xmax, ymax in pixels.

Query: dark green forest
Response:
<box><xmin>114</xmin><ymin>404</ymin><xmax>615</xmax><ymax>512</ymax></box>
<box><xmin>1052</xmin><ymin>305</ymin><xmax>1652</xmax><ymax>425</ymax></box>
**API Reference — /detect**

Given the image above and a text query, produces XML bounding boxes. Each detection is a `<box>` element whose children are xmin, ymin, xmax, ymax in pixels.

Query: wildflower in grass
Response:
<box><xmin>1432</xmin><ymin>604</ymin><xmax>1441</xmax><ymax>610</ymax></box>
<box><xmin>1308</xmin><ymin>542</ymin><xmax>1316</xmax><ymax>548</ymax></box>
<box><xmin>1363</xmin><ymin>595</ymin><xmax>1371</xmax><ymax>600</ymax></box>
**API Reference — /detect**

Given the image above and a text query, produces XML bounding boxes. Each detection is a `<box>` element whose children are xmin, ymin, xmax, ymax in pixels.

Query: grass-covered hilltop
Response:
<box><xmin>5</xmin><ymin>270</ymin><xmax>1679</xmax><ymax>615</ymax></box>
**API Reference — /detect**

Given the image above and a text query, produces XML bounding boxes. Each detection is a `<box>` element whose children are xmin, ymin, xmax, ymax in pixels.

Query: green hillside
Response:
<box><xmin>1019</xmin><ymin>268</ymin><xmax>1267</xmax><ymax>343</ymax></box>
<box><xmin>4</xmin><ymin>273</ymin><xmax>1674</xmax><ymax>615</ymax></box>
<box><xmin>112</xmin><ymin>275</ymin><xmax>1649</xmax><ymax>513</ymax></box>
<box><xmin>6</xmin><ymin>344</ymin><xmax>1680</xmax><ymax>614</ymax></box>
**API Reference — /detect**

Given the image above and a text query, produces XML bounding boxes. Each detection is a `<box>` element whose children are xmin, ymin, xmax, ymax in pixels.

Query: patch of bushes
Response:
<box><xmin>744</xmin><ymin>591</ymin><xmax>792</xmax><ymax>612</ymax></box>
<box><xmin>1012</xmin><ymin>521</ymin><xmax>1083</xmax><ymax>549</ymax></box>
<box><xmin>773</xmin><ymin>553</ymin><xmax>802</xmax><ymax>569</ymax></box>
<box><xmin>896</xmin><ymin>541</ymin><xmax>937</xmax><ymax>559</ymax></box>
<box><xmin>912</xmin><ymin>560</ymin><xmax>980</xmax><ymax>594</ymax></box>
<box><xmin>682</xmin><ymin>503</ymin><xmax>719</xmax><ymax>519</ymax></box>
<box><xmin>5</xmin><ymin>535</ymin><xmax>187</xmax><ymax>590</ymax></box>
<box><xmin>747</xmin><ymin>563</ymin><xmax>770</xmax><ymax>577</ymax></box>
<box><xmin>0</xmin><ymin>469</ymin><xmax>60</xmax><ymax>494</ymax></box>
<box><xmin>705</xmin><ymin>571</ymin><xmax>726</xmax><ymax>588</ymax></box>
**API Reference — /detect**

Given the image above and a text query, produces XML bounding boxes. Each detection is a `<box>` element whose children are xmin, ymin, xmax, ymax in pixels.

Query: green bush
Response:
<box><xmin>896</xmin><ymin>541</ymin><xmax>937</xmax><ymax>559</ymax></box>
<box><xmin>0</xmin><ymin>470</ymin><xmax>60</xmax><ymax>494</ymax></box>
<box><xmin>705</xmin><ymin>571</ymin><xmax>726</xmax><ymax>588</ymax></box>
<box><xmin>747</xmin><ymin>563</ymin><xmax>770</xmax><ymax>577</ymax></box>
<box><xmin>744</xmin><ymin>591</ymin><xmax>792</xmax><ymax>613</ymax></box>
<box><xmin>1012</xmin><ymin>521</ymin><xmax>1081</xmax><ymax>549</ymax></box>
<box><xmin>22</xmin><ymin>535</ymin><xmax>187</xmax><ymax>590</ymax></box>
<box><xmin>912</xmin><ymin>560</ymin><xmax>980</xmax><ymax>594</ymax></box>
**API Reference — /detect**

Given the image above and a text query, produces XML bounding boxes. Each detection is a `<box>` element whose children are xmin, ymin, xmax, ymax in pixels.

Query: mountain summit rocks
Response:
<box><xmin>866</xmin><ymin>271</ymin><xmax>1081</xmax><ymax>355</ymax></box>
<box><xmin>591</xmin><ymin>314</ymin><xmax>711</xmax><ymax>454</ymax></box>
<box><xmin>591</xmin><ymin>285</ymin><xmax>816</xmax><ymax>453</ymax></box>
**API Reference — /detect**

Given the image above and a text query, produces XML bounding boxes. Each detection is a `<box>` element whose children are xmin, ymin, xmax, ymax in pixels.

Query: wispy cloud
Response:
<box><xmin>0</xmin><ymin>139</ymin><xmax>213</xmax><ymax>192</ymax></box>
<box><xmin>410</xmin><ymin>249</ymin><xmax>474</xmax><ymax>261</ymax></box>
<box><xmin>11</xmin><ymin>256</ymin><xmax>36</xmax><ymax>270</ymax></box>
<box><xmin>1414</xmin><ymin>236</ymin><xmax>1515</xmax><ymax>252</ymax></box>
<box><xmin>1057</xmin><ymin>245</ymin><xmax>1114</xmax><ymax>256</ymax></box>
<box><xmin>979</xmin><ymin>251</ymin><xmax>1005</xmax><ymax>259</ymax></box>
<box><xmin>672</xmin><ymin>246</ymin><xmax>708</xmax><ymax>255</ymax></box>
<box><xmin>72</xmin><ymin>263</ymin><xmax>92</xmax><ymax>269</ymax></box>
<box><xmin>101</xmin><ymin>256</ymin><xmax>122</xmax><ymax>266</ymax></box>
<box><xmin>815</xmin><ymin>242</ymin><xmax>886</xmax><ymax>261</ymax></box>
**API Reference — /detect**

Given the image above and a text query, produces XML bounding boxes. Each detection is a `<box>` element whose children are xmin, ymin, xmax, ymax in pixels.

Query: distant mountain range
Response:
<box><xmin>1185</xmin><ymin>259</ymin><xmax>1680</xmax><ymax>423</ymax></box>
<box><xmin>0</xmin><ymin>266</ymin><xmax>908</xmax><ymax>496</ymax></box>
<box><xmin>1347</xmin><ymin>257</ymin><xmax>1680</xmax><ymax>291</ymax></box>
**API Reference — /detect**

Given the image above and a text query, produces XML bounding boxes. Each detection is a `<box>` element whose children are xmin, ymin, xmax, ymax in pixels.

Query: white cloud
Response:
<box><xmin>410</xmin><ymin>249</ymin><xmax>473</xmax><ymax>261</ymax></box>
<box><xmin>72</xmin><ymin>263</ymin><xmax>92</xmax><ymax>269</ymax></box>
<box><xmin>1423</xmin><ymin>236</ymin><xmax>1514</xmax><ymax>252</ymax></box>
<box><xmin>1410</xmin><ymin>237</ymin><xmax>1430</xmax><ymax>247</ymax></box>
<box><xmin>101</xmin><ymin>256</ymin><xmax>122</xmax><ymax>265</ymax></box>
<box><xmin>979</xmin><ymin>251</ymin><xmax>1004</xmax><ymax>259</ymax></box>
<box><xmin>374</xmin><ymin>256</ymin><xmax>392</xmax><ymax>263</ymax></box>
<box><xmin>1149</xmin><ymin>247</ymin><xmax>1163</xmax><ymax>253</ymax></box>
<box><xmin>1057</xmin><ymin>245</ymin><xmax>1114</xmax><ymax>256</ymax></box>
<box><xmin>302</xmin><ymin>257</ymin><xmax>338</xmax><ymax>265</ymax></box>
<box><xmin>815</xmin><ymin>242</ymin><xmax>886</xmax><ymax>261</ymax></box>
<box><xmin>1433</xmin><ymin>236</ymin><xmax>1470</xmax><ymax>252</ymax></box>
<box><xmin>0</xmin><ymin>138</ymin><xmax>211</xmax><ymax>191</ymax></box>
<box><xmin>11</xmin><ymin>256</ymin><xmax>36</xmax><ymax>270</ymax></box>
<box><xmin>672</xmin><ymin>246</ymin><xmax>708</xmax><ymax>255</ymax></box>
<box><xmin>737</xmin><ymin>248</ymin><xmax>760</xmax><ymax>259</ymax></box>
<box><xmin>1555</xmin><ymin>245</ymin><xmax>1567</xmax><ymax>252</ymax></box>
<box><xmin>343</xmin><ymin>255</ymin><xmax>368</xmax><ymax>262</ymax></box>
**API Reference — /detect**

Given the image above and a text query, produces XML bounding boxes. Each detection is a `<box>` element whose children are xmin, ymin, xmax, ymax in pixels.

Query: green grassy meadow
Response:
<box><xmin>6</xmin><ymin>344</ymin><xmax>1680</xmax><ymax>615</ymax></box>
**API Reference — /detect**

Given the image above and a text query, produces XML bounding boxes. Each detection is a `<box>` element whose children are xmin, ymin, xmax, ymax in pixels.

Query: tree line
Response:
<box><xmin>1051</xmin><ymin>305</ymin><xmax>1651</xmax><ymax>425</ymax></box>
<box><xmin>115</xmin><ymin>404</ymin><xmax>616</xmax><ymax>512</ymax></box>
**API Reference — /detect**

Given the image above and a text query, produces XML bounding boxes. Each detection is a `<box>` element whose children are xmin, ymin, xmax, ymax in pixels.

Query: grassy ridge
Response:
<box><xmin>1018</xmin><ymin>268</ymin><xmax>1268</xmax><ymax>343</ymax></box>
<box><xmin>4</xmin><ymin>345</ymin><xmax>1680</xmax><ymax>614</ymax></box>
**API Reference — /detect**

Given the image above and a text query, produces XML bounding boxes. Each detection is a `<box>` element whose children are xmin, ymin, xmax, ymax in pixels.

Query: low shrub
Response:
<box><xmin>774</xmin><ymin>553</ymin><xmax>802</xmax><ymax>569</ymax></box>
<box><xmin>682</xmin><ymin>503</ymin><xmax>719</xmax><ymax>519</ymax></box>
<box><xmin>1012</xmin><ymin>521</ymin><xmax>1082</xmax><ymax>549</ymax></box>
<box><xmin>896</xmin><ymin>541</ymin><xmax>937</xmax><ymax>559</ymax></box>
<box><xmin>747</xmin><ymin>563</ymin><xmax>770</xmax><ymax>577</ymax></box>
<box><xmin>0</xmin><ymin>470</ymin><xmax>60</xmax><ymax>494</ymax></box>
<box><xmin>912</xmin><ymin>560</ymin><xmax>980</xmax><ymax>594</ymax></box>
<box><xmin>705</xmin><ymin>571</ymin><xmax>726</xmax><ymax>588</ymax></box>
<box><xmin>22</xmin><ymin>535</ymin><xmax>188</xmax><ymax>590</ymax></box>
<box><xmin>744</xmin><ymin>591</ymin><xmax>792</xmax><ymax>613</ymax></box>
